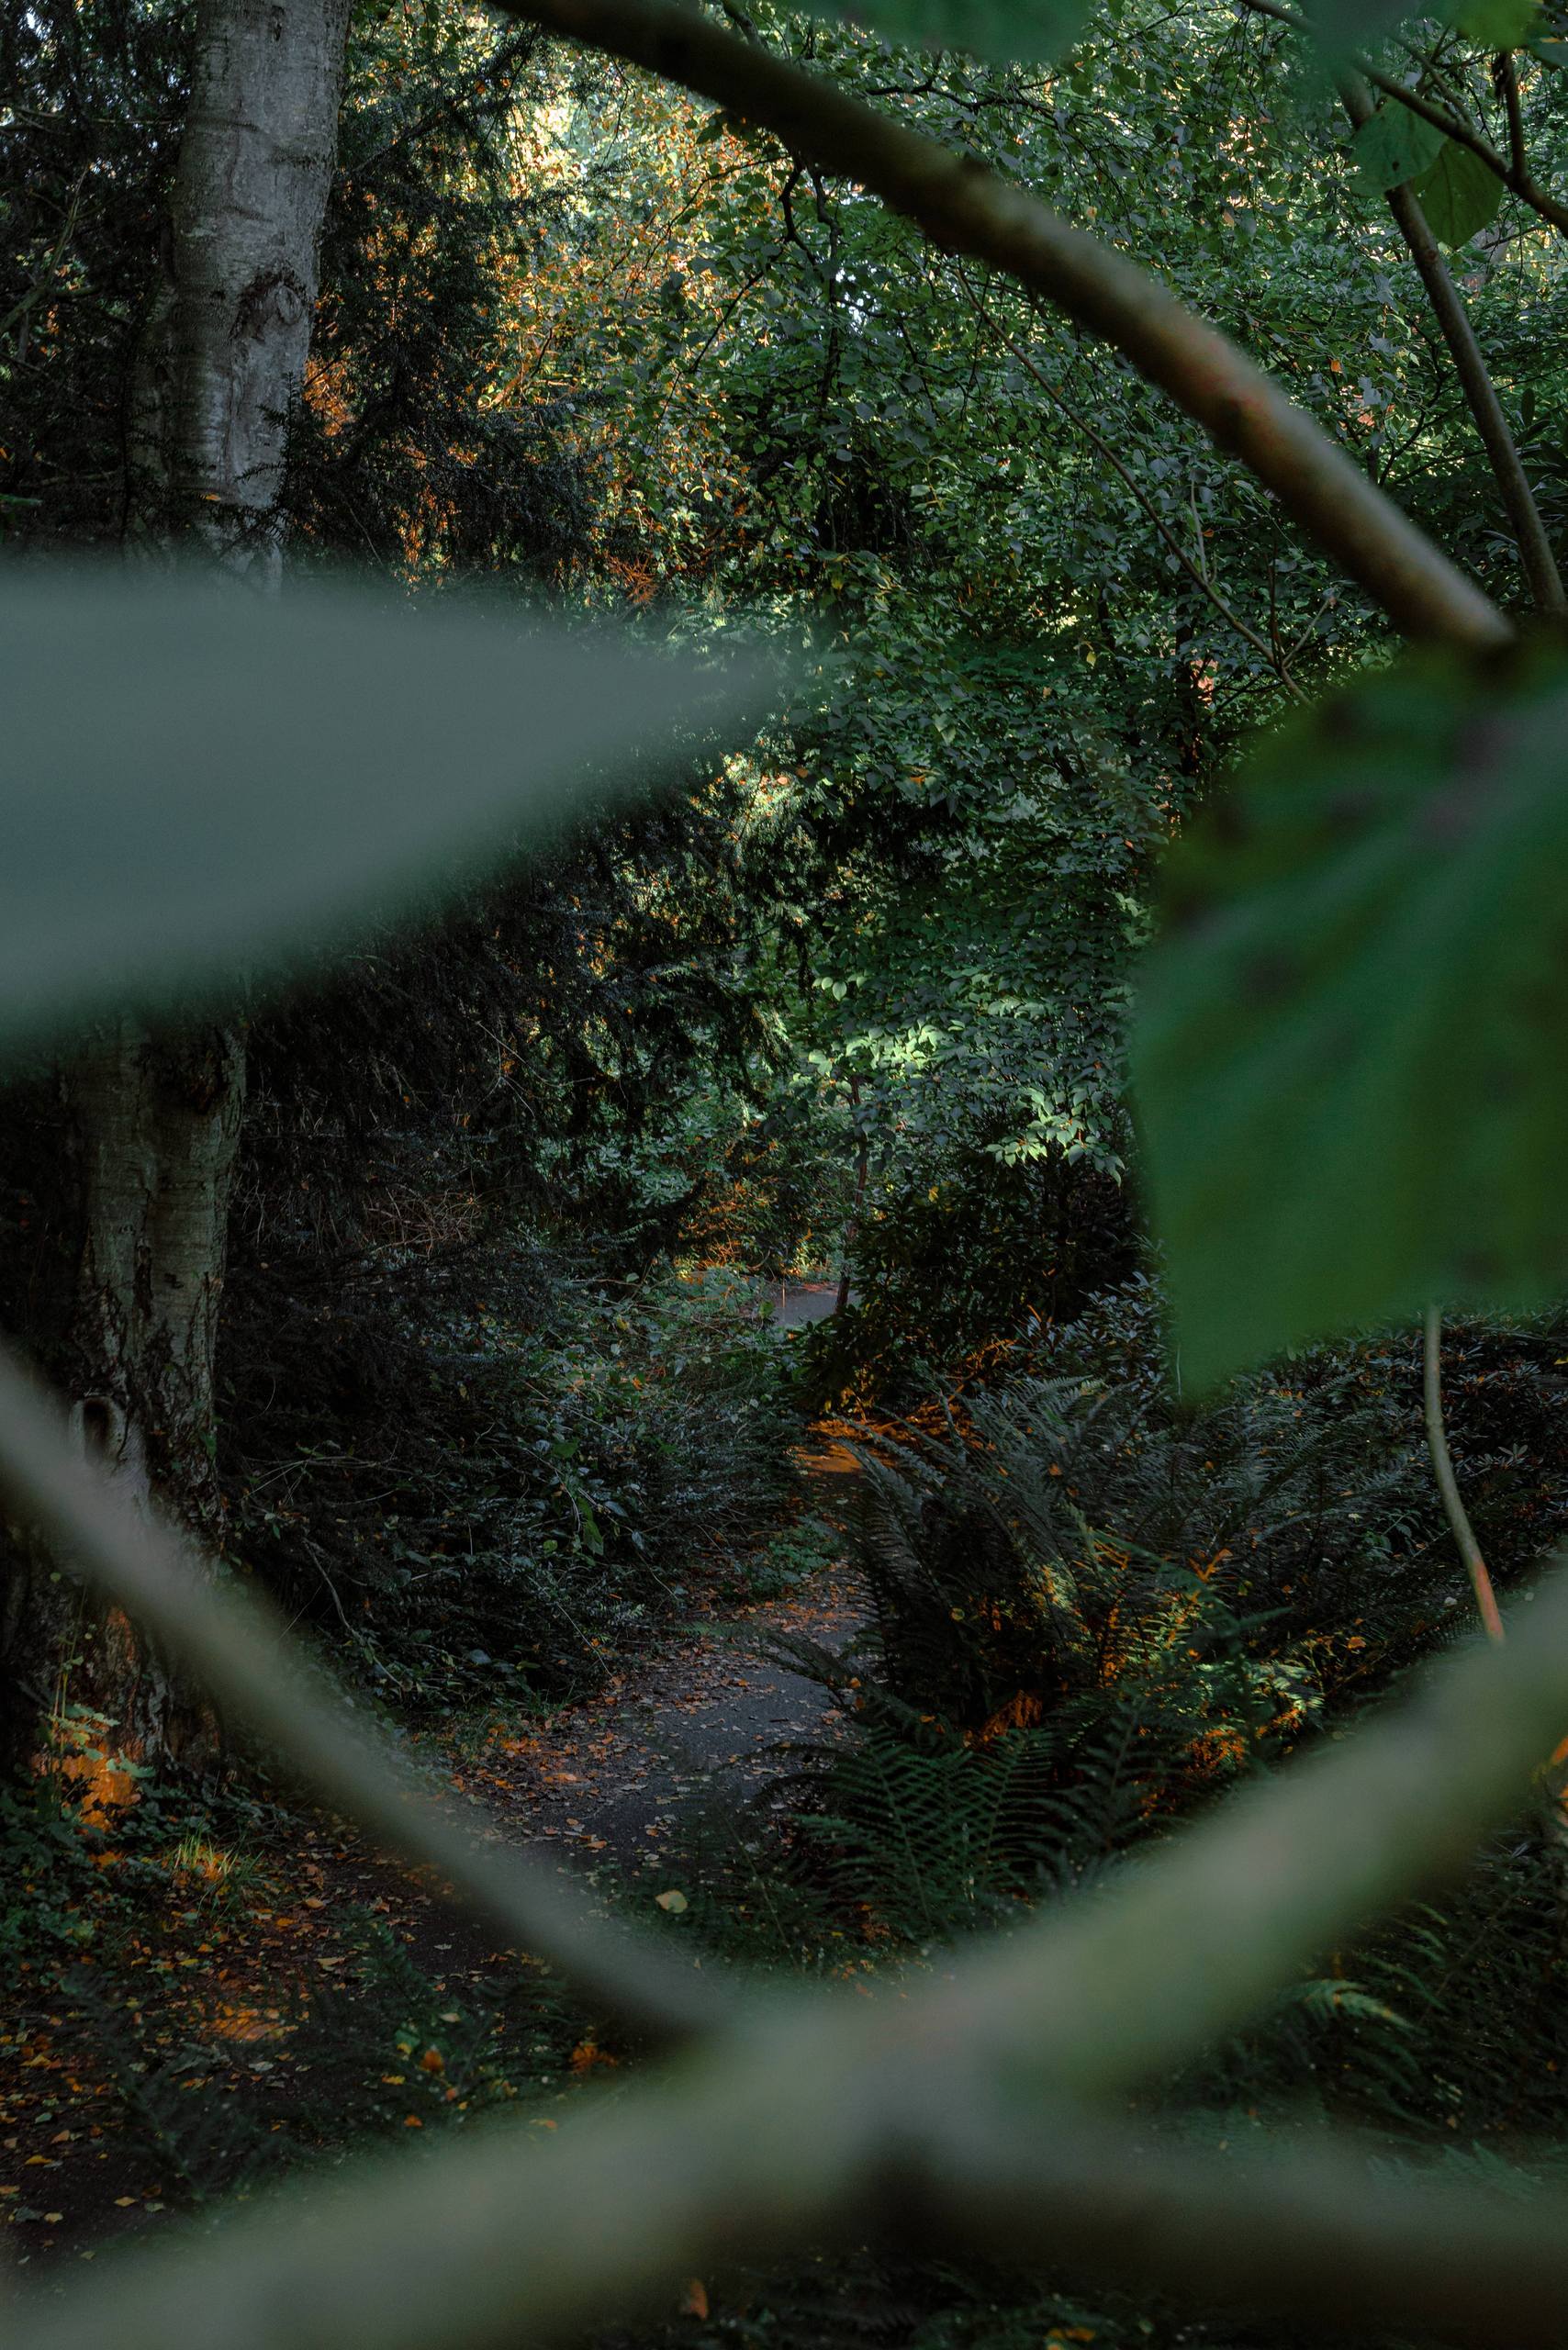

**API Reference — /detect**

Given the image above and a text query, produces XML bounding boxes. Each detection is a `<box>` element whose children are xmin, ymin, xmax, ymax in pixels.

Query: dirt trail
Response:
<box><xmin>454</xmin><ymin>1545</ymin><xmax>860</xmax><ymax>1883</ymax></box>
<box><xmin>0</xmin><ymin>1288</ymin><xmax>868</xmax><ymax>2272</ymax></box>
<box><xmin>767</xmin><ymin>1279</ymin><xmax>842</xmax><ymax>1330</ymax></box>
<box><xmin>437</xmin><ymin>1284</ymin><xmax>866</xmax><ymax>1884</ymax></box>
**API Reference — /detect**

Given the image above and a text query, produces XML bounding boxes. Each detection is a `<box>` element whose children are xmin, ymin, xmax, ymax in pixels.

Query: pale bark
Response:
<box><xmin>130</xmin><ymin>0</ymin><xmax>353</xmax><ymax>577</ymax></box>
<box><xmin>2</xmin><ymin>0</ymin><xmax>350</xmax><ymax>1771</ymax></box>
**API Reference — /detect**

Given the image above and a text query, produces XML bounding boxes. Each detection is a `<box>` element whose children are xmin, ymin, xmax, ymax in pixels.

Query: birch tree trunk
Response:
<box><xmin>0</xmin><ymin>0</ymin><xmax>351</xmax><ymax>1774</ymax></box>
<box><xmin>131</xmin><ymin>0</ymin><xmax>353</xmax><ymax>578</ymax></box>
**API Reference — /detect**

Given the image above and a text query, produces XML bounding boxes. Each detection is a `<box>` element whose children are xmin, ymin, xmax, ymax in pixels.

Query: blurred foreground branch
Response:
<box><xmin>12</xmin><ymin>1968</ymin><xmax>1568</xmax><ymax>2348</ymax></box>
<box><xmin>0</xmin><ymin>1343</ymin><xmax>724</xmax><ymax>2045</ymax></box>
<box><xmin>7</xmin><ymin>1331</ymin><xmax>1568</xmax><ymax>2344</ymax></box>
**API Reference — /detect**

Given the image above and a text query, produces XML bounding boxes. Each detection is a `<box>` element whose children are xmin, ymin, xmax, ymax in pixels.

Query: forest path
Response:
<box><xmin>0</xmin><ymin>1294</ymin><xmax>867</xmax><ymax>2270</ymax></box>
<box><xmin>441</xmin><ymin>1324</ymin><xmax>865</xmax><ymax>1888</ymax></box>
<box><xmin>451</xmin><ymin>1513</ymin><xmax>861</xmax><ymax>1887</ymax></box>
<box><xmin>283</xmin><ymin>1280</ymin><xmax>868</xmax><ymax>1992</ymax></box>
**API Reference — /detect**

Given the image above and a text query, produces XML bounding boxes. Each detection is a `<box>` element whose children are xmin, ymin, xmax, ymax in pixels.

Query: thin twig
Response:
<box><xmin>495</xmin><ymin>0</ymin><xmax>1511</xmax><ymax>653</ymax></box>
<box><xmin>1238</xmin><ymin>0</ymin><xmax>1568</xmax><ymax>241</ymax></box>
<box><xmin>1423</xmin><ymin>1304</ymin><xmax>1506</xmax><ymax>1642</ymax></box>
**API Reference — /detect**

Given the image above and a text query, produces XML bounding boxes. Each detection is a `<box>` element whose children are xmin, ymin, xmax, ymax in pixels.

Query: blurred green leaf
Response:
<box><xmin>1352</xmin><ymin>104</ymin><xmax>1446</xmax><ymax>194</ymax></box>
<box><xmin>802</xmin><ymin>0</ymin><xmax>1086</xmax><ymax>64</ymax></box>
<box><xmin>1411</xmin><ymin>138</ymin><xmax>1505</xmax><ymax>244</ymax></box>
<box><xmin>1307</xmin><ymin>0</ymin><xmax>1533</xmax><ymax>61</ymax></box>
<box><xmin>1307</xmin><ymin>0</ymin><xmax>1420</xmax><ymax>57</ymax></box>
<box><xmin>1131</xmin><ymin>649</ymin><xmax>1568</xmax><ymax>1388</ymax></box>
<box><xmin>1455</xmin><ymin>0</ymin><xmax>1540</xmax><ymax>41</ymax></box>
<box><xmin>0</xmin><ymin>567</ymin><xmax>767</xmax><ymax>1052</ymax></box>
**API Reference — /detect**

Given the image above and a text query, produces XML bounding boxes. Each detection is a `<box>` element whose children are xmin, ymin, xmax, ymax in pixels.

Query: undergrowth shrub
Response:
<box><xmin>711</xmin><ymin>1276</ymin><xmax>1568</xmax><ymax>2293</ymax></box>
<box><xmin>607</xmin><ymin>2242</ymin><xmax>1238</xmax><ymax>2350</ymax></box>
<box><xmin>677</xmin><ymin>1078</ymin><xmax>856</xmax><ymax>1284</ymax></box>
<box><xmin>222</xmin><ymin>1241</ymin><xmax>798</xmax><ymax>1712</ymax></box>
<box><xmin>0</xmin><ymin>1718</ymin><xmax>207</xmax><ymax>1975</ymax></box>
<box><xmin>801</xmin><ymin>1149</ymin><xmax>1137</xmax><ymax>1415</ymax></box>
<box><xmin>1199</xmin><ymin>1821</ymin><xmax>1568</xmax><ymax>2154</ymax></box>
<box><xmin>0</xmin><ymin>1771</ymin><xmax>105</xmax><ymax>1966</ymax></box>
<box><xmin>783</xmin><ymin>1712</ymin><xmax>1146</xmax><ymax>1940</ymax></box>
<box><xmin>777</xmin><ymin>1278</ymin><xmax>1568</xmax><ymax>1941</ymax></box>
<box><xmin>49</xmin><ymin>1908</ymin><xmax>589</xmax><ymax>2223</ymax></box>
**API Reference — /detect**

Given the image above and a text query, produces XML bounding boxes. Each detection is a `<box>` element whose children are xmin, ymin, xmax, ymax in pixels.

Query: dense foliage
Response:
<box><xmin>8</xmin><ymin>0</ymin><xmax>1568</xmax><ymax>2339</ymax></box>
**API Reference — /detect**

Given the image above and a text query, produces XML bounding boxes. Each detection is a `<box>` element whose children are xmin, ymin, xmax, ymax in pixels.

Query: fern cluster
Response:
<box><xmin>774</xmin><ymin>1278</ymin><xmax>1568</xmax><ymax>2140</ymax></box>
<box><xmin>783</xmin><ymin>1286</ymin><xmax>1438</xmax><ymax>1930</ymax></box>
<box><xmin>645</xmin><ymin>1284</ymin><xmax>1568</xmax><ymax>2350</ymax></box>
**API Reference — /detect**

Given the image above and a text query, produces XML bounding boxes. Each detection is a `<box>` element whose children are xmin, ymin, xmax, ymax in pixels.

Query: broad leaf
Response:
<box><xmin>802</xmin><ymin>0</ymin><xmax>1086</xmax><ymax>64</ymax></box>
<box><xmin>1131</xmin><ymin>650</ymin><xmax>1568</xmax><ymax>1388</ymax></box>
<box><xmin>0</xmin><ymin>567</ymin><xmax>768</xmax><ymax>1051</ymax></box>
<box><xmin>1411</xmin><ymin>137</ymin><xmax>1505</xmax><ymax>244</ymax></box>
<box><xmin>1307</xmin><ymin>0</ymin><xmax>1533</xmax><ymax>65</ymax></box>
<box><xmin>1307</xmin><ymin>0</ymin><xmax>1428</xmax><ymax>59</ymax></box>
<box><xmin>1352</xmin><ymin>103</ymin><xmax>1446</xmax><ymax>194</ymax></box>
<box><xmin>1455</xmin><ymin>0</ymin><xmax>1539</xmax><ymax>42</ymax></box>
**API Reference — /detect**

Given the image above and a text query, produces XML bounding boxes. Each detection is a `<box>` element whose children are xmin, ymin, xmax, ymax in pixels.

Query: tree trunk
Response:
<box><xmin>0</xmin><ymin>1025</ymin><xmax>248</xmax><ymax>1770</ymax></box>
<box><xmin>0</xmin><ymin>0</ymin><xmax>351</xmax><ymax>1775</ymax></box>
<box><xmin>130</xmin><ymin>0</ymin><xmax>353</xmax><ymax>577</ymax></box>
<box><xmin>835</xmin><ymin>1074</ymin><xmax>867</xmax><ymax>1319</ymax></box>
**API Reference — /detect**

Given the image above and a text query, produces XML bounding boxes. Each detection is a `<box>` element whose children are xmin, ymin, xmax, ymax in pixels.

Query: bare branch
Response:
<box><xmin>1424</xmin><ymin>1304</ymin><xmax>1506</xmax><ymax>1640</ymax></box>
<box><xmin>1338</xmin><ymin>71</ymin><xmax>1565</xmax><ymax>615</ymax></box>
<box><xmin>1498</xmin><ymin>50</ymin><xmax>1531</xmax><ymax>183</ymax></box>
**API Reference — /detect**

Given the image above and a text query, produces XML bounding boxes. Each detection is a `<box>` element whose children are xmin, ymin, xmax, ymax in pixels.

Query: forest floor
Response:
<box><xmin>453</xmin><ymin>1281</ymin><xmax>860</xmax><ymax>1886</ymax></box>
<box><xmin>447</xmin><ymin>1477</ymin><xmax>862</xmax><ymax>1886</ymax></box>
<box><xmin>1</xmin><ymin>1295</ymin><xmax>865</xmax><ymax>2280</ymax></box>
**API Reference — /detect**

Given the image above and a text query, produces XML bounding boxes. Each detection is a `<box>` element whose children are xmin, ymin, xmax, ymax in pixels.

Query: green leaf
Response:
<box><xmin>801</xmin><ymin>0</ymin><xmax>1086</xmax><ymax>65</ymax></box>
<box><xmin>1130</xmin><ymin>649</ymin><xmax>1568</xmax><ymax>1389</ymax></box>
<box><xmin>1454</xmin><ymin>0</ymin><xmax>1538</xmax><ymax>42</ymax></box>
<box><xmin>1306</xmin><ymin>0</ymin><xmax>1424</xmax><ymax>59</ymax></box>
<box><xmin>0</xmin><ymin>566</ymin><xmax>768</xmax><ymax>1052</ymax></box>
<box><xmin>1308</xmin><ymin>0</ymin><xmax>1529</xmax><ymax>60</ymax></box>
<box><xmin>1410</xmin><ymin>138</ymin><xmax>1505</xmax><ymax>245</ymax></box>
<box><xmin>1351</xmin><ymin>103</ymin><xmax>1447</xmax><ymax>195</ymax></box>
